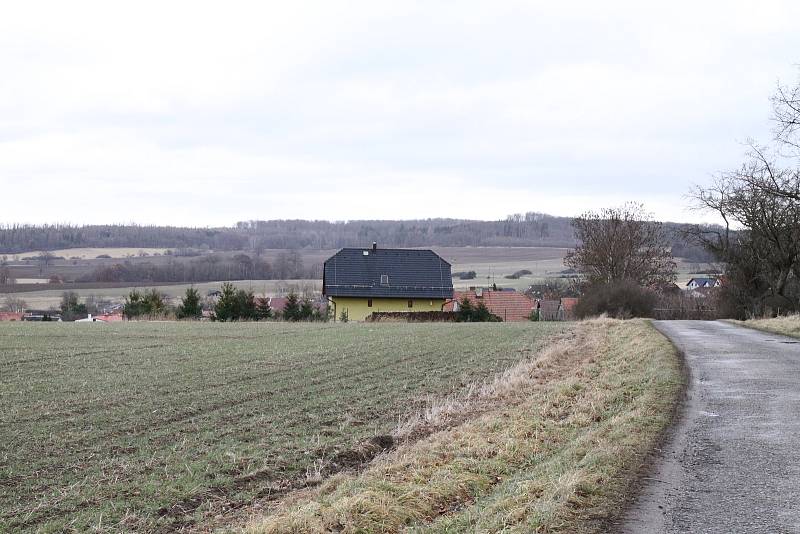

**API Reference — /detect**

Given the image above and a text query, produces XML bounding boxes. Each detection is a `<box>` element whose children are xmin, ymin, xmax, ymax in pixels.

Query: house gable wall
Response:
<box><xmin>333</xmin><ymin>297</ymin><xmax>445</xmax><ymax>321</ymax></box>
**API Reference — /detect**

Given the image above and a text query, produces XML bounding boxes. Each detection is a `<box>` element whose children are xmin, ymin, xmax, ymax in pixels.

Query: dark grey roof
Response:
<box><xmin>323</xmin><ymin>247</ymin><xmax>453</xmax><ymax>299</ymax></box>
<box><xmin>687</xmin><ymin>277</ymin><xmax>719</xmax><ymax>287</ymax></box>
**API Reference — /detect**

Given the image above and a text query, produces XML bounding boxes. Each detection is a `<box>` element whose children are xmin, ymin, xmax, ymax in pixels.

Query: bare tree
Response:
<box><xmin>686</xmin><ymin>171</ymin><xmax>800</xmax><ymax>316</ymax></box>
<box><xmin>565</xmin><ymin>203</ymin><xmax>676</xmax><ymax>286</ymax></box>
<box><xmin>36</xmin><ymin>251</ymin><xmax>56</xmax><ymax>275</ymax></box>
<box><xmin>723</xmin><ymin>72</ymin><xmax>800</xmax><ymax>202</ymax></box>
<box><xmin>725</xmin><ymin>142</ymin><xmax>800</xmax><ymax>203</ymax></box>
<box><xmin>2</xmin><ymin>296</ymin><xmax>26</xmax><ymax>313</ymax></box>
<box><xmin>0</xmin><ymin>256</ymin><xmax>11</xmax><ymax>285</ymax></box>
<box><xmin>772</xmin><ymin>76</ymin><xmax>800</xmax><ymax>154</ymax></box>
<box><xmin>685</xmin><ymin>69</ymin><xmax>800</xmax><ymax>317</ymax></box>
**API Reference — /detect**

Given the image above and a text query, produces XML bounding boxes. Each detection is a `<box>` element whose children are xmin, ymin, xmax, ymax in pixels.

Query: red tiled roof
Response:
<box><xmin>445</xmin><ymin>290</ymin><xmax>535</xmax><ymax>321</ymax></box>
<box><xmin>268</xmin><ymin>297</ymin><xmax>327</xmax><ymax>313</ymax></box>
<box><xmin>95</xmin><ymin>313</ymin><xmax>124</xmax><ymax>322</ymax></box>
<box><xmin>560</xmin><ymin>298</ymin><xmax>579</xmax><ymax>312</ymax></box>
<box><xmin>268</xmin><ymin>297</ymin><xmax>288</xmax><ymax>312</ymax></box>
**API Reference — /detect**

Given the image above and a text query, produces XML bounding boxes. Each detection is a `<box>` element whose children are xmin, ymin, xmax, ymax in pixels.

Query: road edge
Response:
<box><xmin>610</xmin><ymin>319</ymin><xmax>692</xmax><ymax>532</ymax></box>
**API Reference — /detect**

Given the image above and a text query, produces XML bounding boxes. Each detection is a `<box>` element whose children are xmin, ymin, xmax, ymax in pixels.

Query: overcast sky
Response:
<box><xmin>1</xmin><ymin>1</ymin><xmax>799</xmax><ymax>226</ymax></box>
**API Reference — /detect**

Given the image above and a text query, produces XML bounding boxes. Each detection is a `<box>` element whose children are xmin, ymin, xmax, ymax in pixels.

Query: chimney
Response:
<box><xmin>372</xmin><ymin>242</ymin><xmax>377</xmax><ymax>252</ymax></box>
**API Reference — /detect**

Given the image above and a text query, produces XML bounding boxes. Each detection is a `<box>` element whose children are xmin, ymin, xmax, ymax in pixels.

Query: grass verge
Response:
<box><xmin>245</xmin><ymin>318</ymin><xmax>683</xmax><ymax>533</ymax></box>
<box><xmin>729</xmin><ymin>315</ymin><xmax>800</xmax><ymax>339</ymax></box>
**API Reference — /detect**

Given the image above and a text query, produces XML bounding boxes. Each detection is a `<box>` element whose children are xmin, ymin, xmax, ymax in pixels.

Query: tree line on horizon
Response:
<box><xmin>0</xmin><ymin>215</ymin><xmax>713</xmax><ymax>262</ymax></box>
<box><xmin>78</xmin><ymin>251</ymin><xmax>321</xmax><ymax>284</ymax></box>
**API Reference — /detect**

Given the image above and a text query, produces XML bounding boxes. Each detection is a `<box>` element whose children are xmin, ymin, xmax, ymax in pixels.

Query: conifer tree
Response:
<box><xmin>282</xmin><ymin>292</ymin><xmax>301</xmax><ymax>321</ymax></box>
<box><xmin>214</xmin><ymin>282</ymin><xmax>238</xmax><ymax>321</ymax></box>
<box><xmin>255</xmin><ymin>296</ymin><xmax>272</xmax><ymax>320</ymax></box>
<box><xmin>178</xmin><ymin>287</ymin><xmax>202</xmax><ymax>319</ymax></box>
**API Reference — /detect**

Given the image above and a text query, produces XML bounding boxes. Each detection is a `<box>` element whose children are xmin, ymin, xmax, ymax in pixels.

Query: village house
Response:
<box><xmin>444</xmin><ymin>288</ymin><xmax>536</xmax><ymax>322</ymax></box>
<box><xmin>537</xmin><ymin>299</ymin><xmax>564</xmax><ymax>321</ymax></box>
<box><xmin>94</xmin><ymin>312</ymin><xmax>124</xmax><ymax>322</ymax></box>
<box><xmin>559</xmin><ymin>297</ymin><xmax>580</xmax><ymax>319</ymax></box>
<box><xmin>21</xmin><ymin>310</ymin><xmax>61</xmax><ymax>321</ymax></box>
<box><xmin>267</xmin><ymin>296</ymin><xmax>288</xmax><ymax>314</ymax></box>
<box><xmin>323</xmin><ymin>243</ymin><xmax>453</xmax><ymax>321</ymax></box>
<box><xmin>0</xmin><ymin>311</ymin><xmax>24</xmax><ymax>322</ymax></box>
<box><xmin>684</xmin><ymin>277</ymin><xmax>723</xmax><ymax>299</ymax></box>
<box><xmin>686</xmin><ymin>277</ymin><xmax>721</xmax><ymax>290</ymax></box>
<box><xmin>76</xmin><ymin>314</ymin><xmax>106</xmax><ymax>323</ymax></box>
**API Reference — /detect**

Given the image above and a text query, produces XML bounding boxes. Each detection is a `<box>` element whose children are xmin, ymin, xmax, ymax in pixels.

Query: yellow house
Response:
<box><xmin>323</xmin><ymin>243</ymin><xmax>454</xmax><ymax>321</ymax></box>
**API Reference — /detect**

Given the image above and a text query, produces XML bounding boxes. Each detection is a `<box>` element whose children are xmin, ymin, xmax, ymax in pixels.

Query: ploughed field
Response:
<box><xmin>0</xmin><ymin>321</ymin><xmax>569</xmax><ymax>532</ymax></box>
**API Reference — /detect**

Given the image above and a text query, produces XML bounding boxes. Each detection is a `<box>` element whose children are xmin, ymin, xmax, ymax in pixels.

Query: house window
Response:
<box><xmin>408</xmin><ymin>299</ymin><xmax>413</xmax><ymax>308</ymax></box>
<box><xmin>380</xmin><ymin>274</ymin><xmax>389</xmax><ymax>285</ymax></box>
<box><xmin>368</xmin><ymin>299</ymin><xmax>373</xmax><ymax>307</ymax></box>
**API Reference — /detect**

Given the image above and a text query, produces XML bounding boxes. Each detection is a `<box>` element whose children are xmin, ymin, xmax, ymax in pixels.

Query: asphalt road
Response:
<box><xmin>619</xmin><ymin>320</ymin><xmax>800</xmax><ymax>534</ymax></box>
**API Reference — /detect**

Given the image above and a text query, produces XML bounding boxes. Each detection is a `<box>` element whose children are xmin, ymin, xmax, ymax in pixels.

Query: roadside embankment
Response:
<box><xmin>244</xmin><ymin>318</ymin><xmax>683</xmax><ymax>533</ymax></box>
<box><xmin>731</xmin><ymin>314</ymin><xmax>800</xmax><ymax>339</ymax></box>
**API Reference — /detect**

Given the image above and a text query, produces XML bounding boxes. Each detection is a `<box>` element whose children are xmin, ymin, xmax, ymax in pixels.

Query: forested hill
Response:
<box><xmin>0</xmin><ymin>215</ymin><xmax>571</xmax><ymax>252</ymax></box>
<box><xmin>0</xmin><ymin>214</ymin><xmax>713</xmax><ymax>260</ymax></box>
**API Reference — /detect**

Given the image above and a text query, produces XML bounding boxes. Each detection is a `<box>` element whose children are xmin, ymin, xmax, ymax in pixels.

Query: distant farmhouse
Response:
<box><xmin>686</xmin><ymin>277</ymin><xmax>722</xmax><ymax>290</ymax></box>
<box><xmin>323</xmin><ymin>243</ymin><xmax>453</xmax><ymax>321</ymax></box>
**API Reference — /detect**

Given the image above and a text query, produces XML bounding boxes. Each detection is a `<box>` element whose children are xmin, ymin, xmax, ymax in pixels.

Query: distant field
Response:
<box><xmin>2</xmin><ymin>246</ymin><xmax>572</xmax><ymax>307</ymax></box>
<box><xmin>0</xmin><ymin>246</ymin><xmax>716</xmax><ymax>306</ymax></box>
<box><xmin>439</xmin><ymin>247</ymin><xmax>716</xmax><ymax>290</ymax></box>
<box><xmin>12</xmin><ymin>278</ymin><xmax>49</xmax><ymax>285</ymax></box>
<box><xmin>435</xmin><ymin>246</ymin><xmax>571</xmax><ymax>289</ymax></box>
<box><xmin>0</xmin><ymin>321</ymin><xmax>570</xmax><ymax>532</ymax></box>
<box><xmin>2</xmin><ymin>249</ymin><xmax>337</xmax><ymax>287</ymax></box>
<box><xmin>0</xmin><ymin>280</ymin><xmax>320</xmax><ymax>309</ymax></box>
<box><xmin>10</xmin><ymin>247</ymin><xmax>172</xmax><ymax>259</ymax></box>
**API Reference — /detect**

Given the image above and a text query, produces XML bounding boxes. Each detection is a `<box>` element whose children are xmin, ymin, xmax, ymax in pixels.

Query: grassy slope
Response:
<box><xmin>247</xmin><ymin>319</ymin><xmax>683</xmax><ymax>533</ymax></box>
<box><xmin>731</xmin><ymin>315</ymin><xmax>800</xmax><ymax>338</ymax></box>
<box><xmin>0</xmin><ymin>321</ymin><xmax>568</xmax><ymax>533</ymax></box>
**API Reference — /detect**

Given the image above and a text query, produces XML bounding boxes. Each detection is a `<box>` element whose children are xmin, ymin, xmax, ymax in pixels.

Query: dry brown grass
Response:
<box><xmin>242</xmin><ymin>318</ymin><xmax>683</xmax><ymax>533</ymax></box>
<box><xmin>732</xmin><ymin>315</ymin><xmax>800</xmax><ymax>339</ymax></box>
